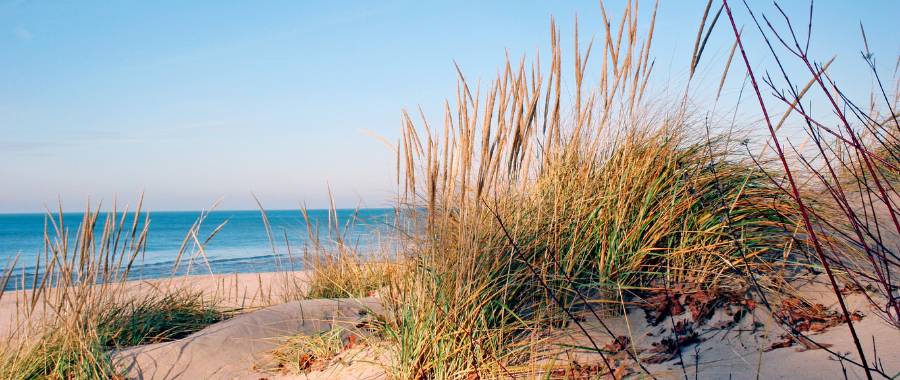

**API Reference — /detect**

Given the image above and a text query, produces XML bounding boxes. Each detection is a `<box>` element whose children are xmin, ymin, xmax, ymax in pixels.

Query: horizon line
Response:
<box><xmin>0</xmin><ymin>206</ymin><xmax>396</xmax><ymax>216</ymax></box>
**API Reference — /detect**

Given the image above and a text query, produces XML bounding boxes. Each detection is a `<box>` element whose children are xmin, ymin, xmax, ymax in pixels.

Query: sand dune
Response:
<box><xmin>24</xmin><ymin>272</ymin><xmax>884</xmax><ymax>379</ymax></box>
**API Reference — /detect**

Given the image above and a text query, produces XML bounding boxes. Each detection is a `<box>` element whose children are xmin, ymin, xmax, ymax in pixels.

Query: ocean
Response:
<box><xmin>0</xmin><ymin>208</ymin><xmax>396</xmax><ymax>290</ymax></box>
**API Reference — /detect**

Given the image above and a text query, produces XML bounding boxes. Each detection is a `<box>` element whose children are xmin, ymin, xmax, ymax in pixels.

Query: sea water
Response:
<box><xmin>0</xmin><ymin>208</ymin><xmax>395</xmax><ymax>290</ymax></box>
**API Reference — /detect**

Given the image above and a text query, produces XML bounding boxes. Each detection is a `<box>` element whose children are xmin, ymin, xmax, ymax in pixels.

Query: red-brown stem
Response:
<box><xmin>796</xmin><ymin>55</ymin><xmax>900</xmax><ymax>243</ymax></box>
<box><xmin>721</xmin><ymin>1</ymin><xmax>873</xmax><ymax>379</ymax></box>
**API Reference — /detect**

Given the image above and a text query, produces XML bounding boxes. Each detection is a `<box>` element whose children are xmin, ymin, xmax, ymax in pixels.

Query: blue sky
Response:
<box><xmin>1</xmin><ymin>1</ymin><xmax>897</xmax><ymax>213</ymax></box>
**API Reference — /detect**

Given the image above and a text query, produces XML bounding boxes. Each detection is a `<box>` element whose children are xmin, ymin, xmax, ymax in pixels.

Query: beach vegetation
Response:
<box><xmin>0</xmin><ymin>200</ymin><xmax>231</xmax><ymax>379</ymax></box>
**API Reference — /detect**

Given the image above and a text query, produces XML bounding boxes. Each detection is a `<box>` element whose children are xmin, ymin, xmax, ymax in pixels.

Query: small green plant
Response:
<box><xmin>98</xmin><ymin>289</ymin><xmax>228</xmax><ymax>348</ymax></box>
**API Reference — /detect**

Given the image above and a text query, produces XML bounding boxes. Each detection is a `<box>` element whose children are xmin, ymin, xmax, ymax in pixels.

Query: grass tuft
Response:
<box><xmin>379</xmin><ymin>3</ymin><xmax>804</xmax><ymax>378</ymax></box>
<box><xmin>97</xmin><ymin>289</ymin><xmax>228</xmax><ymax>348</ymax></box>
<box><xmin>0</xmin><ymin>199</ymin><xmax>231</xmax><ymax>379</ymax></box>
<box><xmin>268</xmin><ymin>325</ymin><xmax>349</xmax><ymax>374</ymax></box>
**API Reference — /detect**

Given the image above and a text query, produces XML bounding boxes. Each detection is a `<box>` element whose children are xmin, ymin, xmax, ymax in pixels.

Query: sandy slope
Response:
<box><xmin>0</xmin><ymin>271</ymin><xmax>310</xmax><ymax>339</ymax></box>
<box><xmin>556</xmin><ymin>276</ymin><xmax>900</xmax><ymax>379</ymax></box>
<box><xmin>115</xmin><ymin>275</ymin><xmax>900</xmax><ymax>379</ymax></box>
<box><xmin>112</xmin><ymin>297</ymin><xmax>383</xmax><ymax>380</ymax></box>
<box><xmin>2</xmin><ymin>271</ymin><xmax>898</xmax><ymax>379</ymax></box>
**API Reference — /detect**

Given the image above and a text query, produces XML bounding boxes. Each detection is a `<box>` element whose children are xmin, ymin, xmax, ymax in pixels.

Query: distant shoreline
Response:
<box><xmin>1</xmin><ymin>253</ymin><xmax>304</xmax><ymax>292</ymax></box>
<box><xmin>0</xmin><ymin>208</ymin><xmax>396</xmax><ymax>291</ymax></box>
<box><xmin>0</xmin><ymin>206</ymin><xmax>396</xmax><ymax>216</ymax></box>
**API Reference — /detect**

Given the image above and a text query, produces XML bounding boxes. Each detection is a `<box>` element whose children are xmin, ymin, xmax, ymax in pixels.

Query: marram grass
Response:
<box><xmin>380</xmin><ymin>5</ymin><xmax>803</xmax><ymax>378</ymax></box>
<box><xmin>0</xmin><ymin>202</ymin><xmax>229</xmax><ymax>380</ymax></box>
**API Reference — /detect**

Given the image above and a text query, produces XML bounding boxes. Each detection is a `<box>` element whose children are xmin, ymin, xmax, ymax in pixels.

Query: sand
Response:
<box><xmin>0</xmin><ymin>271</ymin><xmax>310</xmax><ymax>339</ymax></box>
<box><xmin>1</xmin><ymin>271</ymin><xmax>898</xmax><ymax>379</ymax></box>
<box><xmin>112</xmin><ymin>297</ymin><xmax>384</xmax><ymax>380</ymax></box>
<box><xmin>557</xmin><ymin>275</ymin><xmax>900</xmax><ymax>379</ymax></box>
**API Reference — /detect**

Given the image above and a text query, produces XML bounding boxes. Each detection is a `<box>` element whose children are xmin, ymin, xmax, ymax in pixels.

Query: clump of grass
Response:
<box><xmin>0</xmin><ymin>199</ymin><xmax>231</xmax><ymax>379</ymax></box>
<box><xmin>97</xmin><ymin>289</ymin><xmax>228</xmax><ymax>348</ymax></box>
<box><xmin>304</xmin><ymin>254</ymin><xmax>395</xmax><ymax>300</ymax></box>
<box><xmin>256</xmin><ymin>198</ymin><xmax>399</xmax><ymax>301</ymax></box>
<box><xmin>384</xmin><ymin>128</ymin><xmax>796</xmax><ymax>377</ymax></box>
<box><xmin>268</xmin><ymin>325</ymin><xmax>349</xmax><ymax>373</ymax></box>
<box><xmin>301</xmin><ymin>207</ymin><xmax>397</xmax><ymax>299</ymax></box>
<box><xmin>0</xmin><ymin>201</ymin><xmax>149</xmax><ymax>379</ymax></box>
<box><xmin>380</xmin><ymin>264</ymin><xmax>536</xmax><ymax>379</ymax></box>
<box><xmin>3</xmin><ymin>290</ymin><xmax>228</xmax><ymax>380</ymax></box>
<box><xmin>380</xmin><ymin>3</ymin><xmax>803</xmax><ymax>378</ymax></box>
<box><xmin>2</xmin><ymin>332</ymin><xmax>116</xmax><ymax>380</ymax></box>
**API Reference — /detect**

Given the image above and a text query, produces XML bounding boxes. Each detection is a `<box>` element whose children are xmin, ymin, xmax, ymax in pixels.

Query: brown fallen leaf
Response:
<box><xmin>809</xmin><ymin>322</ymin><xmax>828</xmax><ymax>332</ymax></box>
<box><xmin>642</xmin><ymin>326</ymin><xmax>700</xmax><ymax>364</ymax></box>
<box><xmin>612</xmin><ymin>363</ymin><xmax>632</xmax><ymax>379</ymax></box>
<box><xmin>642</xmin><ymin>351</ymin><xmax>677</xmax><ymax>364</ymax></box>
<box><xmin>603</xmin><ymin>335</ymin><xmax>631</xmax><ymax>353</ymax></box>
<box><xmin>297</xmin><ymin>353</ymin><xmax>315</xmax><ymax>371</ymax></box>
<box><xmin>766</xmin><ymin>336</ymin><xmax>794</xmax><ymax>352</ymax></box>
<box><xmin>774</xmin><ymin>297</ymin><xmax>863</xmax><ymax>334</ymax></box>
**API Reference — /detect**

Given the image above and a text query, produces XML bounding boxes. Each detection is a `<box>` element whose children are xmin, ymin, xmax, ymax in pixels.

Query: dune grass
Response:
<box><xmin>303</xmin><ymin>254</ymin><xmax>395</xmax><ymax>300</ymax></box>
<box><xmin>256</xmin><ymin>200</ymin><xmax>399</xmax><ymax>301</ymax></box>
<box><xmin>2</xmin><ymin>290</ymin><xmax>226</xmax><ymax>380</ymax></box>
<box><xmin>373</xmin><ymin>3</ymin><xmax>808</xmax><ymax>377</ymax></box>
<box><xmin>96</xmin><ymin>289</ymin><xmax>227</xmax><ymax>348</ymax></box>
<box><xmin>298</xmin><ymin>208</ymin><xmax>398</xmax><ymax>300</ymax></box>
<box><xmin>0</xmin><ymin>200</ymin><xmax>231</xmax><ymax>379</ymax></box>
<box><xmin>267</xmin><ymin>325</ymin><xmax>349</xmax><ymax>373</ymax></box>
<box><xmin>0</xmin><ymin>1</ymin><xmax>895</xmax><ymax>379</ymax></box>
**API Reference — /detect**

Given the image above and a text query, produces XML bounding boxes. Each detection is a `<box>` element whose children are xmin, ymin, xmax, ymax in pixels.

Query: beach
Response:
<box><xmin>2</xmin><ymin>1</ymin><xmax>899</xmax><ymax>378</ymax></box>
<box><xmin>2</xmin><ymin>270</ymin><xmax>896</xmax><ymax>379</ymax></box>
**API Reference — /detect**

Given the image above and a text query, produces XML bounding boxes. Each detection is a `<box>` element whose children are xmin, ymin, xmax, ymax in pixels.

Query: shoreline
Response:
<box><xmin>0</xmin><ymin>271</ymin><xmax>311</xmax><ymax>339</ymax></box>
<box><xmin>1</xmin><ymin>254</ymin><xmax>309</xmax><ymax>292</ymax></box>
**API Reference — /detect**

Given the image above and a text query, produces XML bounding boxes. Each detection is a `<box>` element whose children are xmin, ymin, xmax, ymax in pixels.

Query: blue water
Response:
<box><xmin>0</xmin><ymin>208</ymin><xmax>396</xmax><ymax>290</ymax></box>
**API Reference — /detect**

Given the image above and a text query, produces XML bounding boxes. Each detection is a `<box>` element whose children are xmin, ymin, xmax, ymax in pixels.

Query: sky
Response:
<box><xmin>1</xmin><ymin>1</ymin><xmax>897</xmax><ymax>213</ymax></box>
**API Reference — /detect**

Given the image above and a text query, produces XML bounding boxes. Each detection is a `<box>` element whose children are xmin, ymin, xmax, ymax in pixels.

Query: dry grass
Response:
<box><xmin>0</xmin><ymin>199</ymin><xmax>231</xmax><ymax>379</ymax></box>
<box><xmin>256</xmin><ymin>198</ymin><xmax>400</xmax><ymax>301</ymax></box>
<box><xmin>376</xmin><ymin>2</ymin><xmax>805</xmax><ymax>378</ymax></box>
<box><xmin>267</xmin><ymin>325</ymin><xmax>349</xmax><ymax>374</ymax></box>
<box><xmin>299</xmin><ymin>208</ymin><xmax>398</xmax><ymax>300</ymax></box>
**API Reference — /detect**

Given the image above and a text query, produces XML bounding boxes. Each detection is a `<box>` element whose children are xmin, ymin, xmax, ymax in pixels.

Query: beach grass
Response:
<box><xmin>1</xmin><ymin>290</ymin><xmax>226</xmax><ymax>380</ymax></box>
<box><xmin>0</xmin><ymin>1</ymin><xmax>896</xmax><ymax>379</ymax></box>
<box><xmin>96</xmin><ymin>289</ymin><xmax>228</xmax><ymax>348</ymax></box>
<box><xmin>368</xmin><ymin>1</ymin><xmax>899</xmax><ymax>378</ymax></box>
<box><xmin>255</xmin><ymin>201</ymin><xmax>400</xmax><ymax>301</ymax></box>
<box><xmin>0</xmin><ymin>200</ymin><xmax>232</xmax><ymax>379</ymax></box>
<box><xmin>268</xmin><ymin>325</ymin><xmax>349</xmax><ymax>373</ymax></box>
<box><xmin>376</xmin><ymin>5</ymin><xmax>800</xmax><ymax>376</ymax></box>
<box><xmin>298</xmin><ymin>207</ymin><xmax>399</xmax><ymax>300</ymax></box>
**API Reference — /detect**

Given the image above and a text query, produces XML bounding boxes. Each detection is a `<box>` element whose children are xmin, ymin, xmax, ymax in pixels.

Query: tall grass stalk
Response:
<box><xmin>0</xmin><ymin>198</ymin><xmax>229</xmax><ymax>379</ymax></box>
<box><xmin>255</xmin><ymin>194</ymin><xmax>397</xmax><ymax>301</ymax></box>
<box><xmin>382</xmin><ymin>1</ymin><xmax>802</xmax><ymax>377</ymax></box>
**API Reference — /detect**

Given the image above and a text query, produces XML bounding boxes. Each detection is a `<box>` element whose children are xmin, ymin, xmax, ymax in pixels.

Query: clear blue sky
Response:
<box><xmin>1</xmin><ymin>1</ymin><xmax>897</xmax><ymax>213</ymax></box>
